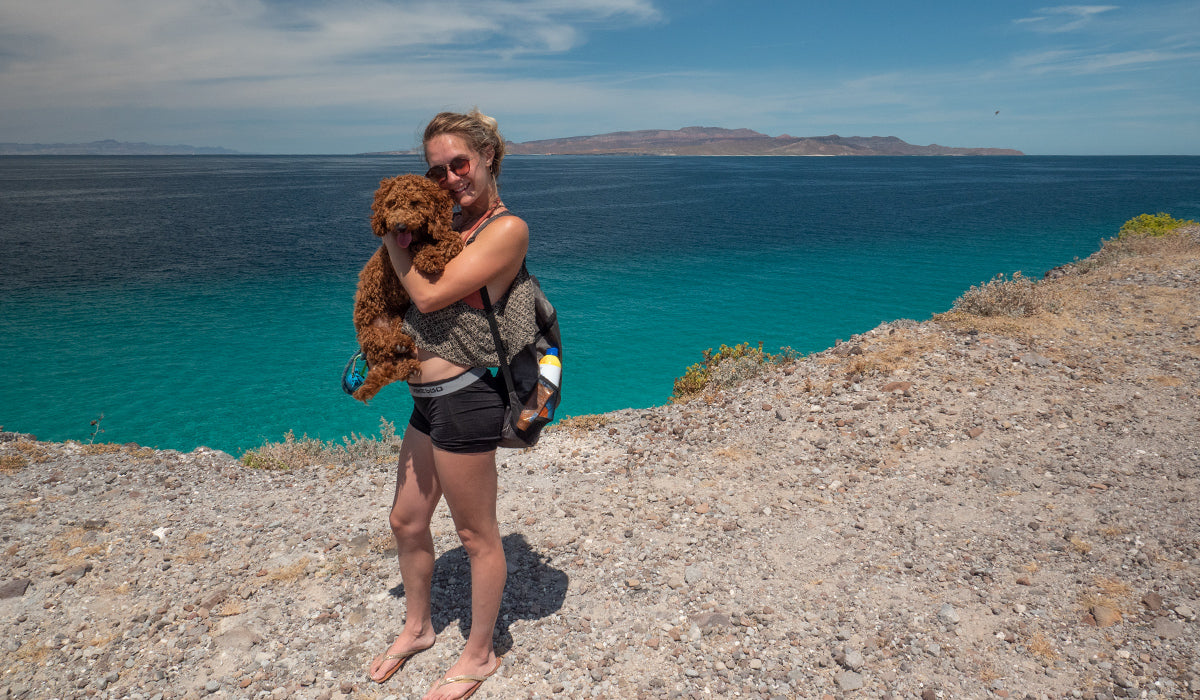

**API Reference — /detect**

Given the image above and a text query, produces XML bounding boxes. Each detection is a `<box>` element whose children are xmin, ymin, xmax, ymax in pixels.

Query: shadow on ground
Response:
<box><xmin>387</xmin><ymin>532</ymin><xmax>568</xmax><ymax>654</ymax></box>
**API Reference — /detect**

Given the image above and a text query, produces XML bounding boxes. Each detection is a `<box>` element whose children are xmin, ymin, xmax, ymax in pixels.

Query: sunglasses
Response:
<box><xmin>425</xmin><ymin>156</ymin><xmax>472</xmax><ymax>183</ymax></box>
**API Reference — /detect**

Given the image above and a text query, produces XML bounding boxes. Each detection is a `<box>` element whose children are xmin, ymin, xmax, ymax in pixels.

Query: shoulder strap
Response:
<box><xmin>479</xmin><ymin>286</ymin><xmax>517</xmax><ymax>402</ymax></box>
<box><xmin>464</xmin><ymin>210</ymin><xmax>515</xmax><ymax>245</ymax></box>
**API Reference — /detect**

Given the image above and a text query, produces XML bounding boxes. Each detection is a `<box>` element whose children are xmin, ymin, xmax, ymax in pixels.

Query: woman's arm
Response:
<box><xmin>381</xmin><ymin>216</ymin><xmax>529</xmax><ymax>313</ymax></box>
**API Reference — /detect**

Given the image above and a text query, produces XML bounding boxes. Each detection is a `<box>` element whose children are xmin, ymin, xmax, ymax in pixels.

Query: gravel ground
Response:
<box><xmin>2</xmin><ymin>239</ymin><xmax>1198</xmax><ymax>700</ymax></box>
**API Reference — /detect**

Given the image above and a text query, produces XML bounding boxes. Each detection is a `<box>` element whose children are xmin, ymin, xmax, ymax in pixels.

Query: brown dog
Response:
<box><xmin>351</xmin><ymin>174</ymin><xmax>461</xmax><ymax>401</ymax></box>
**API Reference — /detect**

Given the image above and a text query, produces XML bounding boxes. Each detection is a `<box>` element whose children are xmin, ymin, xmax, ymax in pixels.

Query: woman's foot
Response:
<box><xmin>422</xmin><ymin>655</ymin><xmax>501</xmax><ymax>700</ymax></box>
<box><xmin>368</xmin><ymin>632</ymin><xmax>436</xmax><ymax>683</ymax></box>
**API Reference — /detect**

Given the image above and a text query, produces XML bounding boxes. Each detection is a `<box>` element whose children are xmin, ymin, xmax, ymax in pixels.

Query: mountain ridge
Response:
<box><xmin>0</xmin><ymin>139</ymin><xmax>240</xmax><ymax>155</ymax></box>
<box><xmin>505</xmin><ymin>126</ymin><xmax>1023</xmax><ymax>156</ymax></box>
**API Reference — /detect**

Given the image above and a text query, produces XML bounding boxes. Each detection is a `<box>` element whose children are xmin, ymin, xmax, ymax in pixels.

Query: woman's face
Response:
<box><xmin>425</xmin><ymin>133</ymin><xmax>494</xmax><ymax>211</ymax></box>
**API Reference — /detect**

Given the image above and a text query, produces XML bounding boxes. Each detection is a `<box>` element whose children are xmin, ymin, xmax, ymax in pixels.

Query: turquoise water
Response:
<box><xmin>2</xmin><ymin>155</ymin><xmax>1198</xmax><ymax>454</ymax></box>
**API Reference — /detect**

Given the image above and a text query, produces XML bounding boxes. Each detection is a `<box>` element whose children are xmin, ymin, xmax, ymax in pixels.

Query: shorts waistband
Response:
<box><xmin>409</xmin><ymin>367</ymin><xmax>488</xmax><ymax>397</ymax></box>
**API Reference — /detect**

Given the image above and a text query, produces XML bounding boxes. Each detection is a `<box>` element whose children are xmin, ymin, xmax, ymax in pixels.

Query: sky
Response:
<box><xmin>1</xmin><ymin>1</ymin><xmax>1197</xmax><ymax>155</ymax></box>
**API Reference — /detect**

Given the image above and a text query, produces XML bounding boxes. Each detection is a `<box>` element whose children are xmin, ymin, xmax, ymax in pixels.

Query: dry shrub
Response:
<box><xmin>14</xmin><ymin>439</ymin><xmax>51</xmax><ymax>464</ymax></box>
<box><xmin>556</xmin><ymin>413</ymin><xmax>612</xmax><ymax>436</ymax></box>
<box><xmin>1079</xmin><ymin>576</ymin><xmax>1134</xmax><ymax>614</ymax></box>
<box><xmin>12</xmin><ymin>639</ymin><xmax>53</xmax><ymax>665</ymax></box>
<box><xmin>176</xmin><ymin>531</ymin><xmax>212</xmax><ymax>563</ymax></box>
<box><xmin>1068</xmin><ymin>536</ymin><xmax>1092</xmax><ymax>555</ymax></box>
<box><xmin>950</xmin><ymin>271</ymin><xmax>1056</xmax><ymax>317</ymax></box>
<box><xmin>1148</xmin><ymin>375</ymin><xmax>1183</xmax><ymax>387</ymax></box>
<box><xmin>47</xmin><ymin>528</ymin><xmax>109</xmax><ymax>564</ymax></box>
<box><xmin>1026</xmin><ymin>632</ymin><xmax>1058</xmax><ymax>663</ymax></box>
<box><xmin>0</xmin><ymin>454</ymin><xmax>27</xmax><ymax>472</ymax></box>
<box><xmin>266</xmin><ymin>556</ymin><xmax>311</xmax><ymax>583</ymax></box>
<box><xmin>215</xmin><ymin>600</ymin><xmax>247</xmax><ymax>617</ymax></box>
<box><xmin>241</xmin><ymin>419</ymin><xmax>397</xmax><ymax>471</ymax></box>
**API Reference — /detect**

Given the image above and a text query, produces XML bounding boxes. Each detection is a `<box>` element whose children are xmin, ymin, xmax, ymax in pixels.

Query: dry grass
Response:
<box><xmin>714</xmin><ymin>446</ymin><xmax>749</xmax><ymax>460</ymax></box>
<box><xmin>976</xmin><ymin>660</ymin><xmax>1001</xmax><ymax>683</ymax></box>
<box><xmin>47</xmin><ymin>527</ymin><xmax>110</xmax><ymax>565</ymax></box>
<box><xmin>1078</xmin><ymin>576</ymin><xmax>1134</xmax><ymax>615</ymax></box>
<box><xmin>10</xmin><ymin>639</ymin><xmax>54</xmax><ymax>666</ymax></box>
<box><xmin>266</xmin><ymin>556</ymin><xmax>311</xmax><ymax>584</ymax></box>
<box><xmin>1147</xmin><ymin>375</ymin><xmax>1184</xmax><ymax>387</ymax></box>
<box><xmin>0</xmin><ymin>453</ymin><xmax>27</xmax><ymax>472</ymax></box>
<box><xmin>1068</xmin><ymin>536</ymin><xmax>1093</xmax><ymax>555</ymax></box>
<box><xmin>555</xmin><ymin>413</ymin><xmax>612</xmax><ymax>436</ymax></box>
<box><xmin>215</xmin><ymin>600</ymin><xmax>247</xmax><ymax>617</ymax></box>
<box><xmin>175</xmin><ymin>531</ymin><xmax>213</xmax><ymax>563</ymax></box>
<box><xmin>1026</xmin><ymin>632</ymin><xmax>1059</xmax><ymax>664</ymax></box>
<box><xmin>79</xmin><ymin>443</ymin><xmax>160</xmax><ymax>460</ymax></box>
<box><xmin>13</xmin><ymin>439</ymin><xmax>51</xmax><ymax>464</ymax></box>
<box><xmin>814</xmin><ymin>329</ymin><xmax>950</xmax><ymax>390</ymax></box>
<box><xmin>241</xmin><ymin>420</ymin><xmax>398</xmax><ymax>471</ymax></box>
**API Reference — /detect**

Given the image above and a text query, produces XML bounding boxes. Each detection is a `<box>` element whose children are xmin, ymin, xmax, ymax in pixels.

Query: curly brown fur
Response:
<box><xmin>352</xmin><ymin>175</ymin><xmax>459</xmax><ymax>402</ymax></box>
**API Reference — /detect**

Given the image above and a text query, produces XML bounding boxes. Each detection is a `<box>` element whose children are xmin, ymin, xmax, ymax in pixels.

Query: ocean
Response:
<box><xmin>2</xmin><ymin>155</ymin><xmax>1198</xmax><ymax>455</ymax></box>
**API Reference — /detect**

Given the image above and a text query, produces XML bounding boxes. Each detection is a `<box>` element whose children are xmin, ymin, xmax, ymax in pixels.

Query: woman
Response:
<box><xmin>367</xmin><ymin>109</ymin><xmax>535</xmax><ymax>700</ymax></box>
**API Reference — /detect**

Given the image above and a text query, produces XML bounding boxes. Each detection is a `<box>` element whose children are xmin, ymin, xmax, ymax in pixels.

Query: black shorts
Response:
<box><xmin>408</xmin><ymin>369</ymin><xmax>506</xmax><ymax>453</ymax></box>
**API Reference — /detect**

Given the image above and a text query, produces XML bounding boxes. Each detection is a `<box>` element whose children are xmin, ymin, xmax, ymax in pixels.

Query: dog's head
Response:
<box><xmin>369</xmin><ymin>174</ymin><xmax>455</xmax><ymax>245</ymax></box>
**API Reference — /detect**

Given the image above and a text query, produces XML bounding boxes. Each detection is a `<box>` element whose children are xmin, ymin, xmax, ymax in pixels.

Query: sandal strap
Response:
<box><xmin>437</xmin><ymin>658</ymin><xmax>502</xmax><ymax>687</ymax></box>
<box><xmin>438</xmin><ymin>673</ymin><xmax>487</xmax><ymax>686</ymax></box>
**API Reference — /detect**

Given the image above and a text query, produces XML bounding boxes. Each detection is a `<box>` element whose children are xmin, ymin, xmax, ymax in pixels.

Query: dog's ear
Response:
<box><xmin>370</xmin><ymin>176</ymin><xmax>399</xmax><ymax>237</ymax></box>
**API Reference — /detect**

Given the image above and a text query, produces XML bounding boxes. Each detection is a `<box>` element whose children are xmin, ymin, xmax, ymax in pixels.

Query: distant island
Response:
<box><xmin>504</xmin><ymin>127</ymin><xmax>1023</xmax><ymax>156</ymax></box>
<box><xmin>0</xmin><ymin>139</ymin><xmax>240</xmax><ymax>155</ymax></box>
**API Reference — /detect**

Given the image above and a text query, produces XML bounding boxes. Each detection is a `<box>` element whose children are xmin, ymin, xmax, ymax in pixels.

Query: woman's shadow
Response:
<box><xmin>387</xmin><ymin>532</ymin><xmax>568</xmax><ymax>655</ymax></box>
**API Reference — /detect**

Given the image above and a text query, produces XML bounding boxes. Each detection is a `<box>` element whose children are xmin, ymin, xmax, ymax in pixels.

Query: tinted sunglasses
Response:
<box><xmin>425</xmin><ymin>156</ymin><xmax>471</xmax><ymax>183</ymax></box>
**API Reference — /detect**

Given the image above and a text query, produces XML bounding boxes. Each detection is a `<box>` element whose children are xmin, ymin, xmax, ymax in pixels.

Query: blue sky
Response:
<box><xmin>1</xmin><ymin>1</ymin><xmax>1197</xmax><ymax>154</ymax></box>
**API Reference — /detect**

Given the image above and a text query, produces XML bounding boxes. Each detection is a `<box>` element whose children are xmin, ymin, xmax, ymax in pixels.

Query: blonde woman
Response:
<box><xmin>367</xmin><ymin>109</ymin><xmax>538</xmax><ymax>700</ymax></box>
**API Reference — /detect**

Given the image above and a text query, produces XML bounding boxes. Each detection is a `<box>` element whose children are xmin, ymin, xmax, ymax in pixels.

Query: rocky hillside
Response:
<box><xmin>506</xmin><ymin>127</ymin><xmax>1023</xmax><ymax>156</ymax></box>
<box><xmin>2</xmin><ymin>229</ymin><xmax>1197</xmax><ymax>700</ymax></box>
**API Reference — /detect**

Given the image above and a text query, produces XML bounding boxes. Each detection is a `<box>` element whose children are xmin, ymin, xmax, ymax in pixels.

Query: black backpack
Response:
<box><xmin>480</xmin><ymin>269</ymin><xmax>562</xmax><ymax>449</ymax></box>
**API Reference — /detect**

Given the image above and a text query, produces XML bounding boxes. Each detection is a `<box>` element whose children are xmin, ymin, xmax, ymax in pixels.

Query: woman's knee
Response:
<box><xmin>455</xmin><ymin>524</ymin><xmax>503</xmax><ymax>559</ymax></box>
<box><xmin>389</xmin><ymin>508</ymin><xmax>431</xmax><ymax>542</ymax></box>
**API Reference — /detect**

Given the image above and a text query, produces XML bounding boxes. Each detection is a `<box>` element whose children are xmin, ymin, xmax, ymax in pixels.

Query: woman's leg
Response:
<box><xmin>422</xmin><ymin>447</ymin><xmax>506</xmax><ymax>700</ymax></box>
<box><xmin>369</xmin><ymin>424</ymin><xmax>441</xmax><ymax>682</ymax></box>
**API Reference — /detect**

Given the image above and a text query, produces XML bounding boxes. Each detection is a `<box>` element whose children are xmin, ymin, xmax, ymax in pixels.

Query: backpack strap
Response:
<box><xmin>479</xmin><ymin>285</ymin><xmax>516</xmax><ymax>405</ymax></box>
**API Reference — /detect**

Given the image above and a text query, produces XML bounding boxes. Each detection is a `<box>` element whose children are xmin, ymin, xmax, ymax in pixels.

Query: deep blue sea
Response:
<box><xmin>2</xmin><ymin>155</ymin><xmax>1198</xmax><ymax>455</ymax></box>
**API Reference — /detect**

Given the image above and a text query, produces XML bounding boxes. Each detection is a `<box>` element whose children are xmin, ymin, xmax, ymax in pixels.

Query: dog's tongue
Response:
<box><xmin>396</xmin><ymin>230</ymin><xmax>412</xmax><ymax>248</ymax></box>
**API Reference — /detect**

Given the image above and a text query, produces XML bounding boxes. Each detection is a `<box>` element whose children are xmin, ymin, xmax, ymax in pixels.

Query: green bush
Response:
<box><xmin>1117</xmin><ymin>212</ymin><xmax>1197</xmax><ymax>239</ymax></box>
<box><xmin>672</xmin><ymin>342</ymin><xmax>795</xmax><ymax>402</ymax></box>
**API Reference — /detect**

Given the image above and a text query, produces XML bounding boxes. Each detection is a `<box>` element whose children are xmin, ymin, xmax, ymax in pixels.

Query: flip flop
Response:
<box><xmin>432</xmin><ymin>656</ymin><xmax>502</xmax><ymax>700</ymax></box>
<box><xmin>369</xmin><ymin>644</ymin><xmax>430</xmax><ymax>684</ymax></box>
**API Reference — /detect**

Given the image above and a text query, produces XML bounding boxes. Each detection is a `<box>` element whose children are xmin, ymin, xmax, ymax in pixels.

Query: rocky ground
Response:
<box><xmin>3</xmin><ymin>235</ymin><xmax>1199</xmax><ymax>700</ymax></box>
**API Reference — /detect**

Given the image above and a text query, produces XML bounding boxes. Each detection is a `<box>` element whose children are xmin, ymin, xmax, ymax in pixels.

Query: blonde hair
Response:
<box><xmin>423</xmin><ymin>108</ymin><xmax>506</xmax><ymax>178</ymax></box>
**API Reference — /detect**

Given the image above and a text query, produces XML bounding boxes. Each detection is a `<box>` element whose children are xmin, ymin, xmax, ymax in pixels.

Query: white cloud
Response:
<box><xmin>1015</xmin><ymin>5</ymin><xmax>1119</xmax><ymax>32</ymax></box>
<box><xmin>0</xmin><ymin>0</ymin><xmax>660</xmax><ymax>110</ymax></box>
